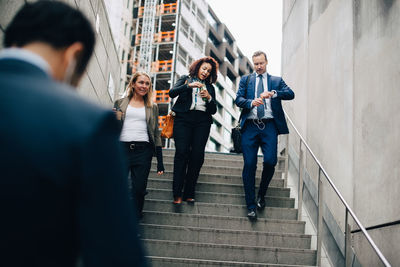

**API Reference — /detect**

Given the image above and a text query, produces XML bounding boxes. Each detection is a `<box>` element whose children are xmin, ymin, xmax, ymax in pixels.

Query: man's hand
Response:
<box><xmin>252</xmin><ymin>97</ymin><xmax>264</xmax><ymax>107</ymax></box>
<box><xmin>260</xmin><ymin>91</ymin><xmax>275</xmax><ymax>99</ymax></box>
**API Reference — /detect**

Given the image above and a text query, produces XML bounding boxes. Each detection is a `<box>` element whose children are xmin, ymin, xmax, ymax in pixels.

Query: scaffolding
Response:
<box><xmin>138</xmin><ymin>0</ymin><xmax>157</xmax><ymax>73</ymax></box>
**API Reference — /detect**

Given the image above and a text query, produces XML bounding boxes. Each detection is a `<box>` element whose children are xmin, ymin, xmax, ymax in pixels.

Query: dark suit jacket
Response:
<box><xmin>169</xmin><ymin>75</ymin><xmax>217</xmax><ymax>124</ymax></box>
<box><xmin>235</xmin><ymin>73</ymin><xmax>294</xmax><ymax>134</ymax></box>
<box><xmin>0</xmin><ymin>58</ymin><xmax>147</xmax><ymax>267</ymax></box>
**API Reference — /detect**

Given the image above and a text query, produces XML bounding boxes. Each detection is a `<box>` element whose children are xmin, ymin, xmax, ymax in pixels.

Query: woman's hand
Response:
<box><xmin>188</xmin><ymin>81</ymin><xmax>203</xmax><ymax>88</ymax></box>
<box><xmin>112</xmin><ymin>108</ymin><xmax>124</xmax><ymax>120</ymax></box>
<box><xmin>199</xmin><ymin>88</ymin><xmax>211</xmax><ymax>101</ymax></box>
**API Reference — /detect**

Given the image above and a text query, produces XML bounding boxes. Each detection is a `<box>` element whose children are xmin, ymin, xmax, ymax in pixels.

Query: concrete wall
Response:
<box><xmin>0</xmin><ymin>0</ymin><xmax>120</xmax><ymax>106</ymax></box>
<box><xmin>282</xmin><ymin>0</ymin><xmax>400</xmax><ymax>265</ymax></box>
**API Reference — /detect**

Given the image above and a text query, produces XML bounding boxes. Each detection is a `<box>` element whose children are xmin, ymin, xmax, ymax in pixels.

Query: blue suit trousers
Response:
<box><xmin>241</xmin><ymin>119</ymin><xmax>278</xmax><ymax>210</ymax></box>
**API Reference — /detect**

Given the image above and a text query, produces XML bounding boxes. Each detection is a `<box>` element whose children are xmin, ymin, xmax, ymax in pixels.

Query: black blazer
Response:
<box><xmin>0</xmin><ymin>58</ymin><xmax>146</xmax><ymax>267</ymax></box>
<box><xmin>169</xmin><ymin>75</ymin><xmax>217</xmax><ymax>123</ymax></box>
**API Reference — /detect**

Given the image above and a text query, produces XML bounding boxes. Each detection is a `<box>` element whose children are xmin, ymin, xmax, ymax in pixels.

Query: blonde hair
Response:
<box><xmin>126</xmin><ymin>72</ymin><xmax>153</xmax><ymax>107</ymax></box>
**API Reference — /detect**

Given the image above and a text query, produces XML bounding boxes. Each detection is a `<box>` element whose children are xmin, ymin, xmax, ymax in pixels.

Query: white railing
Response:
<box><xmin>283</xmin><ymin>110</ymin><xmax>391</xmax><ymax>267</ymax></box>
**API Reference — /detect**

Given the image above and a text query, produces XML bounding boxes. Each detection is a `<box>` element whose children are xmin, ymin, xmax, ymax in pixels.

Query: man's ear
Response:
<box><xmin>62</xmin><ymin>42</ymin><xmax>84</xmax><ymax>86</ymax></box>
<box><xmin>64</xmin><ymin>42</ymin><xmax>83</xmax><ymax>65</ymax></box>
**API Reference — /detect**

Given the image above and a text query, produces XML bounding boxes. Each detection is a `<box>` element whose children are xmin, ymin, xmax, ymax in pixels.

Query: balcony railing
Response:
<box><xmin>135</xmin><ymin>31</ymin><xmax>175</xmax><ymax>45</ymax></box>
<box><xmin>154</xmin><ymin>31</ymin><xmax>175</xmax><ymax>43</ymax></box>
<box><xmin>151</xmin><ymin>60</ymin><xmax>173</xmax><ymax>73</ymax></box>
<box><xmin>138</xmin><ymin>3</ymin><xmax>177</xmax><ymax>17</ymax></box>
<box><xmin>153</xmin><ymin>90</ymin><xmax>170</xmax><ymax>103</ymax></box>
<box><xmin>159</xmin><ymin>3</ymin><xmax>177</xmax><ymax>15</ymax></box>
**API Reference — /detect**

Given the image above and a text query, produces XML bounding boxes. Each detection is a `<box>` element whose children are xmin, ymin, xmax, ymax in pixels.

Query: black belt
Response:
<box><xmin>122</xmin><ymin>141</ymin><xmax>151</xmax><ymax>150</ymax></box>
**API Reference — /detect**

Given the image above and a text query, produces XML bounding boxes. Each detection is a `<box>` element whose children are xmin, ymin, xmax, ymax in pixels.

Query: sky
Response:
<box><xmin>206</xmin><ymin>0</ymin><xmax>283</xmax><ymax>75</ymax></box>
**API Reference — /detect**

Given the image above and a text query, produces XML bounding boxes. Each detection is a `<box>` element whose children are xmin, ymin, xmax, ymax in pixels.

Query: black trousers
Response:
<box><xmin>122</xmin><ymin>141</ymin><xmax>153</xmax><ymax>216</ymax></box>
<box><xmin>172</xmin><ymin>110</ymin><xmax>211</xmax><ymax>199</ymax></box>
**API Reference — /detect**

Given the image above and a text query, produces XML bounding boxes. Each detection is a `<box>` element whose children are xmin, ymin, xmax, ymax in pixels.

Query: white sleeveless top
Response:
<box><xmin>120</xmin><ymin>105</ymin><xmax>149</xmax><ymax>142</ymax></box>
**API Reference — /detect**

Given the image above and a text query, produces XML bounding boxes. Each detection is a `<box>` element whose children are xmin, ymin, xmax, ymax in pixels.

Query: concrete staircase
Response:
<box><xmin>141</xmin><ymin>149</ymin><xmax>316</xmax><ymax>266</ymax></box>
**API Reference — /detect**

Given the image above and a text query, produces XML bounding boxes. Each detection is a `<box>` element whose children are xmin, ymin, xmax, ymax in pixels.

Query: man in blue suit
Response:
<box><xmin>0</xmin><ymin>2</ymin><xmax>146</xmax><ymax>266</ymax></box>
<box><xmin>235</xmin><ymin>51</ymin><xmax>294</xmax><ymax>220</ymax></box>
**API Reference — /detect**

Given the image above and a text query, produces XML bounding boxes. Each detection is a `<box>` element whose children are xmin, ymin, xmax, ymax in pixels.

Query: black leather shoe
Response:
<box><xmin>256</xmin><ymin>197</ymin><xmax>266</xmax><ymax>210</ymax></box>
<box><xmin>247</xmin><ymin>209</ymin><xmax>257</xmax><ymax>221</ymax></box>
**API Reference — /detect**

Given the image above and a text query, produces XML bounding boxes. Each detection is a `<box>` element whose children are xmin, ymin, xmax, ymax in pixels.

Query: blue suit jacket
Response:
<box><xmin>235</xmin><ymin>73</ymin><xmax>294</xmax><ymax>134</ymax></box>
<box><xmin>0</xmin><ymin>58</ymin><xmax>146</xmax><ymax>267</ymax></box>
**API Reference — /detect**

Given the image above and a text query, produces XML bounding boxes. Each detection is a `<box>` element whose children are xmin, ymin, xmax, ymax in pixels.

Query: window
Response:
<box><xmin>216</xmin><ymin>82</ymin><xmax>224</xmax><ymax>95</ymax></box>
<box><xmin>207</xmin><ymin>11</ymin><xmax>218</xmax><ymax>31</ymax></box>
<box><xmin>197</xmin><ymin>10</ymin><xmax>206</xmax><ymax>28</ymax></box>
<box><xmin>183</xmin><ymin>0</ymin><xmax>190</xmax><ymax>10</ymax></box>
<box><xmin>195</xmin><ymin>35</ymin><xmax>204</xmax><ymax>52</ymax></box>
<box><xmin>180</xmin><ymin>18</ymin><xmax>189</xmax><ymax>38</ymax></box>
<box><xmin>189</xmin><ymin>30</ymin><xmax>195</xmax><ymax>42</ymax></box>
<box><xmin>190</xmin><ymin>1</ymin><xmax>196</xmax><ymax>16</ymax></box>
<box><xmin>217</xmin><ymin>103</ymin><xmax>223</xmax><ymax>116</ymax></box>
<box><xmin>178</xmin><ymin>47</ymin><xmax>187</xmax><ymax>66</ymax></box>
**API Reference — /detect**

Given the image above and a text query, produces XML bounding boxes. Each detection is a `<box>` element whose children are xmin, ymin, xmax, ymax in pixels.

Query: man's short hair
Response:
<box><xmin>4</xmin><ymin>1</ymin><xmax>95</xmax><ymax>76</ymax></box>
<box><xmin>252</xmin><ymin>51</ymin><xmax>268</xmax><ymax>61</ymax></box>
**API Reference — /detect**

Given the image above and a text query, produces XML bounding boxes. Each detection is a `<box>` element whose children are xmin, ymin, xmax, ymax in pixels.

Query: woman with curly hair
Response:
<box><xmin>169</xmin><ymin>56</ymin><xmax>218</xmax><ymax>204</ymax></box>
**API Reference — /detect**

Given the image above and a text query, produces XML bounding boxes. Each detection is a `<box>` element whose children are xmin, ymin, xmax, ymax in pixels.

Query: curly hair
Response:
<box><xmin>127</xmin><ymin>72</ymin><xmax>153</xmax><ymax>107</ymax></box>
<box><xmin>188</xmin><ymin>56</ymin><xmax>219</xmax><ymax>84</ymax></box>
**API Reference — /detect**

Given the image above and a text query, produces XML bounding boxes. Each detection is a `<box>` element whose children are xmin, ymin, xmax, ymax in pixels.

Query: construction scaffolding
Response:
<box><xmin>138</xmin><ymin>0</ymin><xmax>157</xmax><ymax>73</ymax></box>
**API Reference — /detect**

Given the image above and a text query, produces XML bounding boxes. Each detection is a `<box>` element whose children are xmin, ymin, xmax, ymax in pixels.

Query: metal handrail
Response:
<box><xmin>283</xmin><ymin>109</ymin><xmax>391</xmax><ymax>267</ymax></box>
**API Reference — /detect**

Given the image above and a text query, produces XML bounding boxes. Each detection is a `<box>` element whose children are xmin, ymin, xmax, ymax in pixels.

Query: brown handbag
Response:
<box><xmin>161</xmin><ymin>77</ymin><xmax>188</xmax><ymax>138</ymax></box>
<box><xmin>161</xmin><ymin>111</ymin><xmax>175</xmax><ymax>139</ymax></box>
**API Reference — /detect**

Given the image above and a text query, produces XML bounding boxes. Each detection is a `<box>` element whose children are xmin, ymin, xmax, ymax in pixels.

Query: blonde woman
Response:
<box><xmin>114</xmin><ymin>72</ymin><xmax>164</xmax><ymax>218</ymax></box>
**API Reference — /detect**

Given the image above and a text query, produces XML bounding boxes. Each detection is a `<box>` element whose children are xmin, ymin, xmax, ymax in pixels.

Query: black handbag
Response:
<box><xmin>231</xmin><ymin>123</ymin><xmax>242</xmax><ymax>153</ymax></box>
<box><xmin>231</xmin><ymin>75</ymin><xmax>251</xmax><ymax>154</ymax></box>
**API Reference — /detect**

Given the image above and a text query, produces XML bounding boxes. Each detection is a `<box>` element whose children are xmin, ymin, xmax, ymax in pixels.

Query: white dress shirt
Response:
<box><xmin>248</xmin><ymin>72</ymin><xmax>276</xmax><ymax>119</ymax></box>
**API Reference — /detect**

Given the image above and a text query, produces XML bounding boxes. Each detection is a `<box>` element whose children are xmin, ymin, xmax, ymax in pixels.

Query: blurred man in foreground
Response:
<box><xmin>0</xmin><ymin>1</ymin><xmax>146</xmax><ymax>266</ymax></box>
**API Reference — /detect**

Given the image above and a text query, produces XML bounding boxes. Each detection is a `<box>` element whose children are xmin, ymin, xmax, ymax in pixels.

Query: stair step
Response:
<box><xmin>161</xmin><ymin>149</ymin><xmax>285</xmax><ymax>161</ymax></box>
<box><xmin>141</xmin><ymin>223</ymin><xmax>312</xmax><ymax>249</ymax></box>
<box><xmin>147</xmin><ymin>178</ymin><xmax>290</xmax><ymax>197</ymax></box>
<box><xmin>149</xmin><ymin>171</ymin><xmax>285</xmax><ymax>187</ymax></box>
<box><xmin>146</xmin><ymin>188</ymin><xmax>295</xmax><ymax>208</ymax></box>
<box><xmin>143</xmin><ymin>239</ymin><xmax>317</xmax><ymax>265</ymax></box>
<box><xmin>143</xmin><ymin>199</ymin><xmax>298</xmax><ymax>220</ymax></box>
<box><xmin>141</xmin><ymin>211</ymin><xmax>305</xmax><ymax>233</ymax></box>
<box><xmin>148</xmin><ymin>256</ymin><xmax>314</xmax><ymax>267</ymax></box>
<box><xmin>161</xmin><ymin>155</ymin><xmax>270</xmax><ymax>168</ymax></box>
<box><xmin>152</xmin><ymin>162</ymin><xmax>270</xmax><ymax>176</ymax></box>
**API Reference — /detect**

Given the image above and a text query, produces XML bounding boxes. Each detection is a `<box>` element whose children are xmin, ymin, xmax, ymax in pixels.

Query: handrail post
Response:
<box><xmin>317</xmin><ymin>168</ymin><xmax>323</xmax><ymax>266</ymax></box>
<box><xmin>345</xmin><ymin>209</ymin><xmax>352</xmax><ymax>266</ymax></box>
<box><xmin>284</xmin><ymin>134</ymin><xmax>289</xmax><ymax>188</ymax></box>
<box><xmin>297</xmin><ymin>140</ymin><xmax>303</xmax><ymax>220</ymax></box>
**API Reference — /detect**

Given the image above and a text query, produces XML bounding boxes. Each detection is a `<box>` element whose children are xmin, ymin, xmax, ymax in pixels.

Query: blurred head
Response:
<box><xmin>188</xmin><ymin>56</ymin><xmax>218</xmax><ymax>84</ymax></box>
<box><xmin>252</xmin><ymin>51</ymin><xmax>268</xmax><ymax>75</ymax></box>
<box><xmin>127</xmin><ymin>72</ymin><xmax>153</xmax><ymax>107</ymax></box>
<box><xmin>4</xmin><ymin>1</ymin><xmax>95</xmax><ymax>86</ymax></box>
